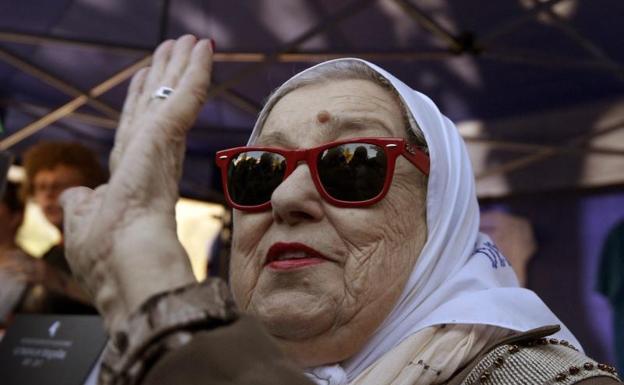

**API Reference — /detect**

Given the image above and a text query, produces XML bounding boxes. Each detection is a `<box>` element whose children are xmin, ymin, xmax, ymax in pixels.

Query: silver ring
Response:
<box><xmin>153</xmin><ymin>86</ymin><xmax>174</xmax><ymax>99</ymax></box>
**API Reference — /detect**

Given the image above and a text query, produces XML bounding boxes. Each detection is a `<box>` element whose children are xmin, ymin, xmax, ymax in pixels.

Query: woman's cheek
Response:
<box><xmin>229</xmin><ymin>259</ymin><xmax>256</xmax><ymax>310</ymax></box>
<box><xmin>230</xmin><ymin>226</ymin><xmax>265</xmax><ymax>309</ymax></box>
<box><xmin>232</xmin><ymin>211</ymin><xmax>269</xmax><ymax>254</ymax></box>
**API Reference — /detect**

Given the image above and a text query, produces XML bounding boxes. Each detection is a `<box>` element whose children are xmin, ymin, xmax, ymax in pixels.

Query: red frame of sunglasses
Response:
<box><xmin>215</xmin><ymin>137</ymin><xmax>430</xmax><ymax>212</ymax></box>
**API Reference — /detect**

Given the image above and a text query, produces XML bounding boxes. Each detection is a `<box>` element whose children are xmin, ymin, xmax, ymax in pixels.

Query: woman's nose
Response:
<box><xmin>270</xmin><ymin>163</ymin><xmax>324</xmax><ymax>225</ymax></box>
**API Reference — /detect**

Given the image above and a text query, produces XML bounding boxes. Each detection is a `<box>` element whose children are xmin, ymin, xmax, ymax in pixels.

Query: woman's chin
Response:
<box><xmin>270</xmin><ymin>322</ymin><xmax>364</xmax><ymax>368</ymax></box>
<box><xmin>266</xmin><ymin>319</ymin><xmax>325</xmax><ymax>340</ymax></box>
<box><xmin>250</xmin><ymin>292</ymin><xmax>337</xmax><ymax>341</ymax></box>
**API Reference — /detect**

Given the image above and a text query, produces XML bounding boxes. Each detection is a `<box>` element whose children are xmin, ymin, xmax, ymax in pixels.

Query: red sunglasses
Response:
<box><xmin>215</xmin><ymin>137</ymin><xmax>429</xmax><ymax>212</ymax></box>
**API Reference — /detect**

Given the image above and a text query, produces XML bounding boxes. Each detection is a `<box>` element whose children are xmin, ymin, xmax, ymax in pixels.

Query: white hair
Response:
<box><xmin>254</xmin><ymin>60</ymin><xmax>428</xmax><ymax>149</ymax></box>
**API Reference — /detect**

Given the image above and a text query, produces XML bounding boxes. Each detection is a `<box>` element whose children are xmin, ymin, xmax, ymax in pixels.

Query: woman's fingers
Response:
<box><xmin>158</xmin><ymin>35</ymin><xmax>197</xmax><ymax>99</ymax></box>
<box><xmin>119</xmin><ymin>67</ymin><xmax>149</xmax><ymax>130</ymax></box>
<box><xmin>167</xmin><ymin>38</ymin><xmax>214</xmax><ymax>127</ymax></box>
<box><xmin>57</xmin><ymin>37</ymin><xmax>208</xmax><ymax>333</ymax></box>
<box><xmin>110</xmin><ymin>67</ymin><xmax>148</xmax><ymax>173</ymax></box>
<box><xmin>146</xmin><ymin>38</ymin><xmax>213</xmax><ymax>183</ymax></box>
<box><xmin>99</xmin><ymin>36</ymin><xmax>213</xmax><ymax>216</ymax></box>
<box><xmin>111</xmin><ymin>36</ymin><xmax>209</xmax><ymax>177</ymax></box>
<box><xmin>140</xmin><ymin>40</ymin><xmax>174</xmax><ymax>111</ymax></box>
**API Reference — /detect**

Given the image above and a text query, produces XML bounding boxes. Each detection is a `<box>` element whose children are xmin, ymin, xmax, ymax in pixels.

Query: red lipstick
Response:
<box><xmin>265</xmin><ymin>242</ymin><xmax>329</xmax><ymax>270</ymax></box>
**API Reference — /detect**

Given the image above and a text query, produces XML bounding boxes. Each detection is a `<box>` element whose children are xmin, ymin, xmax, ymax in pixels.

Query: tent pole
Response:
<box><xmin>217</xmin><ymin>87</ymin><xmax>261</xmax><ymax>115</ymax></box>
<box><xmin>533</xmin><ymin>0</ymin><xmax>624</xmax><ymax>81</ymax></box>
<box><xmin>480</xmin><ymin>0</ymin><xmax>569</xmax><ymax>45</ymax></box>
<box><xmin>476</xmin><ymin>119</ymin><xmax>624</xmax><ymax>180</ymax></box>
<box><xmin>204</xmin><ymin>0</ymin><xmax>376</xmax><ymax>101</ymax></box>
<box><xmin>0</xmin><ymin>32</ymin><xmax>454</xmax><ymax>62</ymax></box>
<box><xmin>0</xmin><ymin>30</ymin><xmax>150</xmax><ymax>55</ymax></box>
<box><xmin>10</xmin><ymin>97</ymin><xmax>622</xmax><ymax>158</ymax></box>
<box><xmin>0</xmin><ymin>47</ymin><xmax>121</xmax><ymax>119</ymax></box>
<box><xmin>480</xmin><ymin>49</ymin><xmax>622</xmax><ymax>73</ymax></box>
<box><xmin>158</xmin><ymin>0</ymin><xmax>171</xmax><ymax>42</ymax></box>
<box><xmin>0</xmin><ymin>32</ymin><xmax>263</xmax><ymax>115</ymax></box>
<box><xmin>391</xmin><ymin>0</ymin><xmax>464</xmax><ymax>52</ymax></box>
<box><xmin>464</xmin><ymin>137</ymin><xmax>624</xmax><ymax>157</ymax></box>
<box><xmin>0</xmin><ymin>99</ymin><xmax>118</xmax><ymax>129</ymax></box>
<box><xmin>0</xmin><ymin>55</ymin><xmax>151</xmax><ymax>150</ymax></box>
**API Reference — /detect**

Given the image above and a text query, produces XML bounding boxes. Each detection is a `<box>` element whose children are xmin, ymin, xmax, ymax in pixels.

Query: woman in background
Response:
<box><xmin>0</xmin><ymin>181</ymin><xmax>72</xmax><ymax>324</ymax></box>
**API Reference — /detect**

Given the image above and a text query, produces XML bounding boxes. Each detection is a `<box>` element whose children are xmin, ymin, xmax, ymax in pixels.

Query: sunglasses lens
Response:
<box><xmin>318</xmin><ymin>143</ymin><xmax>387</xmax><ymax>202</ymax></box>
<box><xmin>227</xmin><ymin>151</ymin><xmax>286</xmax><ymax>206</ymax></box>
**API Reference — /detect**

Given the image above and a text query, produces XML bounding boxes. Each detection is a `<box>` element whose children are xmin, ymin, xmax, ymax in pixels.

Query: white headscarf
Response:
<box><xmin>248</xmin><ymin>59</ymin><xmax>580</xmax><ymax>384</ymax></box>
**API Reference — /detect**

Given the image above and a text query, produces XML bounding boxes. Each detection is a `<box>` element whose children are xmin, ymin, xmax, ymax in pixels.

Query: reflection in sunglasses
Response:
<box><xmin>228</xmin><ymin>151</ymin><xmax>287</xmax><ymax>206</ymax></box>
<box><xmin>216</xmin><ymin>137</ymin><xmax>429</xmax><ymax>211</ymax></box>
<box><xmin>319</xmin><ymin>143</ymin><xmax>387</xmax><ymax>202</ymax></box>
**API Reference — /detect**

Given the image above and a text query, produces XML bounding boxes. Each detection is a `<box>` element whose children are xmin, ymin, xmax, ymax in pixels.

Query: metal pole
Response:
<box><xmin>480</xmin><ymin>0</ymin><xmax>570</xmax><ymax>45</ymax></box>
<box><xmin>480</xmin><ymin>49</ymin><xmax>622</xmax><ymax>74</ymax></box>
<box><xmin>0</xmin><ymin>47</ymin><xmax>120</xmax><ymax>119</ymax></box>
<box><xmin>391</xmin><ymin>0</ymin><xmax>464</xmax><ymax>52</ymax></box>
<box><xmin>532</xmin><ymin>0</ymin><xmax>624</xmax><ymax>81</ymax></box>
<box><xmin>0</xmin><ymin>99</ymin><xmax>119</xmax><ymax>129</ymax></box>
<box><xmin>476</xmin><ymin>119</ymin><xmax>624</xmax><ymax>180</ymax></box>
<box><xmin>205</xmin><ymin>0</ymin><xmax>376</xmax><ymax>100</ymax></box>
<box><xmin>464</xmin><ymin>137</ymin><xmax>624</xmax><ymax>157</ymax></box>
<box><xmin>0</xmin><ymin>56</ymin><xmax>151</xmax><ymax>150</ymax></box>
<box><xmin>0</xmin><ymin>30</ymin><xmax>150</xmax><ymax>55</ymax></box>
<box><xmin>0</xmin><ymin>32</ymin><xmax>453</xmax><ymax>63</ymax></box>
<box><xmin>158</xmin><ymin>0</ymin><xmax>171</xmax><ymax>42</ymax></box>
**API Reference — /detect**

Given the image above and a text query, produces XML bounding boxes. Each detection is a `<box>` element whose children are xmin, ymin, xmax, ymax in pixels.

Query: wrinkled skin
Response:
<box><xmin>60</xmin><ymin>35</ymin><xmax>209</xmax><ymax>332</ymax></box>
<box><xmin>230</xmin><ymin>79</ymin><xmax>428</xmax><ymax>366</ymax></box>
<box><xmin>61</xmin><ymin>35</ymin><xmax>428</xmax><ymax>368</ymax></box>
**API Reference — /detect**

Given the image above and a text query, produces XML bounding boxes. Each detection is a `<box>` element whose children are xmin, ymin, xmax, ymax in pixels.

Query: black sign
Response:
<box><xmin>0</xmin><ymin>314</ymin><xmax>108</xmax><ymax>385</ymax></box>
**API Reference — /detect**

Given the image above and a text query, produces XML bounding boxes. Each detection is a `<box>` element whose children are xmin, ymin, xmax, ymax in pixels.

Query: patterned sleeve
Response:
<box><xmin>98</xmin><ymin>278</ymin><xmax>312</xmax><ymax>385</ymax></box>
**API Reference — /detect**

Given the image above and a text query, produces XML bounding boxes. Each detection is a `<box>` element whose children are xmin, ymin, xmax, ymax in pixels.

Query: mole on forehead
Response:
<box><xmin>317</xmin><ymin>110</ymin><xmax>331</xmax><ymax>124</ymax></box>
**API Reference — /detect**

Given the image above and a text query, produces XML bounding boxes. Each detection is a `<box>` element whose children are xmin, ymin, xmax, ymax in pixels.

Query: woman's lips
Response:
<box><xmin>265</xmin><ymin>242</ymin><xmax>330</xmax><ymax>270</ymax></box>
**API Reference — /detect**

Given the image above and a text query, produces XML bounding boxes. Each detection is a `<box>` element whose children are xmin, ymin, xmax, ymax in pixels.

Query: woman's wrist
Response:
<box><xmin>99</xmin><ymin>278</ymin><xmax>238</xmax><ymax>385</ymax></box>
<box><xmin>98</xmin><ymin>227</ymin><xmax>196</xmax><ymax>327</ymax></box>
<box><xmin>122</xmin><ymin>261</ymin><xmax>196</xmax><ymax>318</ymax></box>
<box><xmin>104</xmin><ymin>263</ymin><xmax>196</xmax><ymax>335</ymax></box>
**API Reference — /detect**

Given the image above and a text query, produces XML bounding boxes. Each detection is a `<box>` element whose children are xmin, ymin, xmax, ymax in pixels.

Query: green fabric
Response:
<box><xmin>597</xmin><ymin>221</ymin><xmax>624</xmax><ymax>373</ymax></box>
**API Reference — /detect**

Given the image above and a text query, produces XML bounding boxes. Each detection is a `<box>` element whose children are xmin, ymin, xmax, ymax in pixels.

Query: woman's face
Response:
<box><xmin>230</xmin><ymin>78</ymin><xmax>428</xmax><ymax>366</ymax></box>
<box><xmin>32</xmin><ymin>164</ymin><xmax>86</xmax><ymax>230</ymax></box>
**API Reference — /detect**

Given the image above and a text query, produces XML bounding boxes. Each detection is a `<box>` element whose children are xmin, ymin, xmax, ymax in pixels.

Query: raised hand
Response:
<box><xmin>60</xmin><ymin>35</ymin><xmax>213</xmax><ymax>332</ymax></box>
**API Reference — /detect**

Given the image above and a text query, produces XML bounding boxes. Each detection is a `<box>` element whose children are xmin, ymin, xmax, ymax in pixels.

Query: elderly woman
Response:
<box><xmin>60</xmin><ymin>36</ymin><xmax>620</xmax><ymax>385</ymax></box>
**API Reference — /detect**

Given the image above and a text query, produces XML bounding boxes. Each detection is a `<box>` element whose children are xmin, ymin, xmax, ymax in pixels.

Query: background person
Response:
<box><xmin>21</xmin><ymin>141</ymin><xmax>106</xmax><ymax>313</ymax></box>
<box><xmin>0</xmin><ymin>181</ymin><xmax>34</xmax><ymax>325</ymax></box>
<box><xmin>0</xmin><ymin>181</ymin><xmax>72</xmax><ymax>323</ymax></box>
